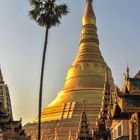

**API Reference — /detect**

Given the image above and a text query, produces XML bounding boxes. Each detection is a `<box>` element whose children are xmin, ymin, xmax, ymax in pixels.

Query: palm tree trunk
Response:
<box><xmin>38</xmin><ymin>26</ymin><xmax>49</xmax><ymax>140</ymax></box>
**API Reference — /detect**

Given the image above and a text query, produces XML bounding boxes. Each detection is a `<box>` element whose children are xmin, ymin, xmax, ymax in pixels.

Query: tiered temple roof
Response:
<box><xmin>111</xmin><ymin>69</ymin><xmax>140</xmax><ymax>119</ymax></box>
<box><xmin>0</xmin><ymin>69</ymin><xmax>29</xmax><ymax>140</ymax></box>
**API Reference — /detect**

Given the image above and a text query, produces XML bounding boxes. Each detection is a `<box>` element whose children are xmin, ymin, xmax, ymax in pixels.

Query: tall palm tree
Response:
<box><xmin>29</xmin><ymin>0</ymin><xmax>69</xmax><ymax>139</ymax></box>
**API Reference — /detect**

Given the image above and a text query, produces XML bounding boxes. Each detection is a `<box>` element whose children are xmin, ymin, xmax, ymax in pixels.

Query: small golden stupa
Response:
<box><xmin>25</xmin><ymin>0</ymin><xmax>114</xmax><ymax>139</ymax></box>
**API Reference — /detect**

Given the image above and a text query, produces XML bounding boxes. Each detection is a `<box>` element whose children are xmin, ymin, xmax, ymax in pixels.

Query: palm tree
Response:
<box><xmin>29</xmin><ymin>0</ymin><xmax>69</xmax><ymax>139</ymax></box>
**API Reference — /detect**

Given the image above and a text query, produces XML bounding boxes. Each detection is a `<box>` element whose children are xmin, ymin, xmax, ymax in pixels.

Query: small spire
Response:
<box><xmin>0</xmin><ymin>67</ymin><xmax>4</xmax><ymax>84</ymax></box>
<box><xmin>76</xmin><ymin>100</ymin><xmax>92</xmax><ymax>140</ymax></box>
<box><xmin>122</xmin><ymin>66</ymin><xmax>130</xmax><ymax>93</ymax></box>
<box><xmin>126</xmin><ymin>65</ymin><xmax>129</xmax><ymax>79</ymax></box>
<box><xmin>78</xmin><ymin>0</ymin><xmax>99</xmax><ymax>47</ymax></box>
<box><xmin>82</xmin><ymin>0</ymin><xmax>96</xmax><ymax>26</ymax></box>
<box><xmin>95</xmin><ymin>68</ymin><xmax>111</xmax><ymax>130</ymax></box>
<box><xmin>123</xmin><ymin>65</ymin><xmax>129</xmax><ymax>80</ymax></box>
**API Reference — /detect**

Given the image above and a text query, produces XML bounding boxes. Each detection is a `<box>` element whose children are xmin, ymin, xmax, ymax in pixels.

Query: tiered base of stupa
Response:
<box><xmin>24</xmin><ymin>91</ymin><xmax>103</xmax><ymax>139</ymax></box>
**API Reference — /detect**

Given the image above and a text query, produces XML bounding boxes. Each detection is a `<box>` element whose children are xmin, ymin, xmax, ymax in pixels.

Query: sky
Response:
<box><xmin>0</xmin><ymin>0</ymin><xmax>140</xmax><ymax>124</ymax></box>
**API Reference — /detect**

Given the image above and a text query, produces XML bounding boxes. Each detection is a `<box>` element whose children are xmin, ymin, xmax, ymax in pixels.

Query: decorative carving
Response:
<box><xmin>80</xmin><ymin>24</ymin><xmax>99</xmax><ymax>45</ymax></box>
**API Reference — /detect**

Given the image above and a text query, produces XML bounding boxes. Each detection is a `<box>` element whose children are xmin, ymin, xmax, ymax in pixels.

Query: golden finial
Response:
<box><xmin>79</xmin><ymin>0</ymin><xmax>99</xmax><ymax>46</ymax></box>
<box><xmin>82</xmin><ymin>0</ymin><xmax>96</xmax><ymax>26</ymax></box>
<box><xmin>123</xmin><ymin>65</ymin><xmax>130</xmax><ymax>81</ymax></box>
<box><xmin>126</xmin><ymin>65</ymin><xmax>129</xmax><ymax>79</ymax></box>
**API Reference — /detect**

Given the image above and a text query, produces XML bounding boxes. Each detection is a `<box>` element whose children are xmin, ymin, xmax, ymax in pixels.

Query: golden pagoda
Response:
<box><xmin>24</xmin><ymin>0</ymin><xmax>114</xmax><ymax>139</ymax></box>
<box><xmin>40</xmin><ymin>0</ymin><xmax>114</xmax><ymax>121</ymax></box>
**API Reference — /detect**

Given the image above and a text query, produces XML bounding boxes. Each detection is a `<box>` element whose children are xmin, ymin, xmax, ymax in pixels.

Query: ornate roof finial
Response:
<box><xmin>126</xmin><ymin>65</ymin><xmax>129</xmax><ymax>79</ymax></box>
<box><xmin>123</xmin><ymin>66</ymin><xmax>130</xmax><ymax>90</ymax></box>
<box><xmin>122</xmin><ymin>66</ymin><xmax>130</xmax><ymax>93</ymax></box>
<box><xmin>0</xmin><ymin>67</ymin><xmax>4</xmax><ymax>84</ymax></box>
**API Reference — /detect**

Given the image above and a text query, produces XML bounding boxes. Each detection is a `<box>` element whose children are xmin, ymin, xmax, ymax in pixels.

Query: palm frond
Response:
<box><xmin>29</xmin><ymin>0</ymin><xmax>40</xmax><ymax>6</ymax></box>
<box><xmin>56</xmin><ymin>3</ymin><xmax>69</xmax><ymax>16</ymax></box>
<box><xmin>29</xmin><ymin>0</ymin><xmax>69</xmax><ymax>28</ymax></box>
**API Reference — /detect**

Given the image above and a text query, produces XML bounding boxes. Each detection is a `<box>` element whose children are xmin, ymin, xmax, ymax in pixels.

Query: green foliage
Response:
<box><xmin>29</xmin><ymin>0</ymin><xmax>69</xmax><ymax>28</ymax></box>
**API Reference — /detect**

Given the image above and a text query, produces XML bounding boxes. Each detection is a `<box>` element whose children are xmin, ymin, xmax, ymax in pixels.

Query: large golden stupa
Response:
<box><xmin>25</xmin><ymin>0</ymin><xmax>114</xmax><ymax>139</ymax></box>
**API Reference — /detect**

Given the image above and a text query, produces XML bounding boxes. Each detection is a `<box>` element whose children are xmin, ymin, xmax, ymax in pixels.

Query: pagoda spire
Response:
<box><xmin>76</xmin><ymin>100</ymin><xmax>92</xmax><ymax>140</ymax></box>
<box><xmin>94</xmin><ymin>68</ymin><xmax>112</xmax><ymax>137</ymax></box>
<box><xmin>100</xmin><ymin>68</ymin><xmax>111</xmax><ymax>120</ymax></box>
<box><xmin>0</xmin><ymin>68</ymin><xmax>4</xmax><ymax>84</ymax></box>
<box><xmin>123</xmin><ymin>65</ymin><xmax>130</xmax><ymax>82</ymax></box>
<box><xmin>79</xmin><ymin>0</ymin><xmax>99</xmax><ymax>49</ymax></box>
<box><xmin>126</xmin><ymin>65</ymin><xmax>130</xmax><ymax>79</ymax></box>
<box><xmin>82</xmin><ymin>0</ymin><xmax>96</xmax><ymax>26</ymax></box>
<box><xmin>123</xmin><ymin>66</ymin><xmax>130</xmax><ymax>93</ymax></box>
<box><xmin>96</xmin><ymin>68</ymin><xmax>111</xmax><ymax>125</ymax></box>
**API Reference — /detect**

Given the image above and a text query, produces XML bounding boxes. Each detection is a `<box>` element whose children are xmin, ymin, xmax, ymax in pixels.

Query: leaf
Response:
<box><xmin>29</xmin><ymin>0</ymin><xmax>69</xmax><ymax>28</ymax></box>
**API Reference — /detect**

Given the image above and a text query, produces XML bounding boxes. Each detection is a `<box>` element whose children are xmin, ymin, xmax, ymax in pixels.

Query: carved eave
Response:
<box><xmin>111</xmin><ymin>102</ymin><xmax>131</xmax><ymax>120</ymax></box>
<box><xmin>127</xmin><ymin>78</ymin><xmax>140</xmax><ymax>93</ymax></box>
<box><xmin>121</xmin><ymin>95</ymin><xmax>140</xmax><ymax>112</ymax></box>
<box><xmin>111</xmin><ymin>94</ymin><xmax>140</xmax><ymax>120</ymax></box>
<box><xmin>112</xmin><ymin>71</ymin><xmax>140</xmax><ymax>119</ymax></box>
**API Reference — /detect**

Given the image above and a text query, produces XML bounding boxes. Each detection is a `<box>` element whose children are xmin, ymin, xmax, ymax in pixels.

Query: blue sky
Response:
<box><xmin>0</xmin><ymin>0</ymin><xmax>140</xmax><ymax>124</ymax></box>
